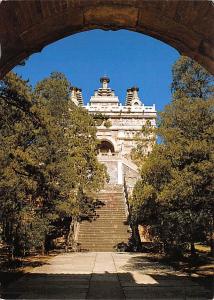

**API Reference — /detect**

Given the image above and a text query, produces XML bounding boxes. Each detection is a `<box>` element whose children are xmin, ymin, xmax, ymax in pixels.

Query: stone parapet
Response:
<box><xmin>85</xmin><ymin>104</ymin><xmax>156</xmax><ymax>113</ymax></box>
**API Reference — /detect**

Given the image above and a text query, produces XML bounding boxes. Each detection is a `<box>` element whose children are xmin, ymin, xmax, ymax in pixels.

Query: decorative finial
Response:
<box><xmin>131</xmin><ymin>86</ymin><xmax>139</xmax><ymax>92</ymax></box>
<box><xmin>100</xmin><ymin>75</ymin><xmax>110</xmax><ymax>89</ymax></box>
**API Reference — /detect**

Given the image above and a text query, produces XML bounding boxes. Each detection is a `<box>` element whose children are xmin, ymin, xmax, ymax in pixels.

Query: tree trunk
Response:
<box><xmin>210</xmin><ymin>231</ymin><xmax>214</xmax><ymax>257</ymax></box>
<box><xmin>190</xmin><ymin>242</ymin><xmax>196</xmax><ymax>256</ymax></box>
<box><xmin>10</xmin><ymin>244</ymin><xmax>14</xmax><ymax>260</ymax></box>
<box><xmin>66</xmin><ymin>217</ymin><xmax>77</xmax><ymax>252</ymax></box>
<box><xmin>41</xmin><ymin>243</ymin><xmax>45</xmax><ymax>255</ymax></box>
<box><xmin>131</xmin><ymin>224</ymin><xmax>142</xmax><ymax>252</ymax></box>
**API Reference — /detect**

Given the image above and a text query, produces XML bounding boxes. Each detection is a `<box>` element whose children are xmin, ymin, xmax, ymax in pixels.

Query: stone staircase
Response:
<box><xmin>77</xmin><ymin>184</ymin><xmax>131</xmax><ymax>251</ymax></box>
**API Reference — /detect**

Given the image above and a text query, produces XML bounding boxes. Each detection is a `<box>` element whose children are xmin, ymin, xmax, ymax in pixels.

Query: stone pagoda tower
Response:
<box><xmin>71</xmin><ymin>77</ymin><xmax>156</xmax><ymax>251</ymax></box>
<box><xmin>72</xmin><ymin>76</ymin><xmax>156</xmax><ymax>192</ymax></box>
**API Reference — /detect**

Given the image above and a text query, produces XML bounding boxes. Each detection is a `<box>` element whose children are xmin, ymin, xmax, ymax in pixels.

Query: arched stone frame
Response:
<box><xmin>97</xmin><ymin>139</ymin><xmax>115</xmax><ymax>154</ymax></box>
<box><xmin>97</xmin><ymin>137</ymin><xmax>119</xmax><ymax>153</ymax></box>
<box><xmin>0</xmin><ymin>1</ymin><xmax>213</xmax><ymax>77</ymax></box>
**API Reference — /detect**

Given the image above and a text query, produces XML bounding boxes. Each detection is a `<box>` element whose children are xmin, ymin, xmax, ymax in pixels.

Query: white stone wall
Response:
<box><xmin>72</xmin><ymin>77</ymin><xmax>157</xmax><ymax>186</ymax></box>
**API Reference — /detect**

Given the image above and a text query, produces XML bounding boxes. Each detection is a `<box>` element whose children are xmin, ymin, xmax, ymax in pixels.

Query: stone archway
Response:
<box><xmin>98</xmin><ymin>140</ymin><xmax>115</xmax><ymax>154</ymax></box>
<box><xmin>0</xmin><ymin>0</ymin><xmax>213</xmax><ymax>77</ymax></box>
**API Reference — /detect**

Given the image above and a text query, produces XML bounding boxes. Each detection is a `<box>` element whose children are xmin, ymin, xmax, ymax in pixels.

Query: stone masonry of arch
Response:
<box><xmin>0</xmin><ymin>0</ymin><xmax>214</xmax><ymax>77</ymax></box>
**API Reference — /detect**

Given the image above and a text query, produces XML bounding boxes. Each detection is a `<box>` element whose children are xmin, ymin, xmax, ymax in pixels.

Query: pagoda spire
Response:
<box><xmin>100</xmin><ymin>75</ymin><xmax>110</xmax><ymax>89</ymax></box>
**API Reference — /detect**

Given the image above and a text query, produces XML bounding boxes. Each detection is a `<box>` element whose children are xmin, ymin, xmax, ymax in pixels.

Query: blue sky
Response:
<box><xmin>13</xmin><ymin>29</ymin><xmax>179</xmax><ymax>112</ymax></box>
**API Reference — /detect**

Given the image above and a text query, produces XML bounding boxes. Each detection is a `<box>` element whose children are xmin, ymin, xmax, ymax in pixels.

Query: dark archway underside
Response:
<box><xmin>98</xmin><ymin>140</ymin><xmax>115</xmax><ymax>154</ymax></box>
<box><xmin>0</xmin><ymin>0</ymin><xmax>214</xmax><ymax>77</ymax></box>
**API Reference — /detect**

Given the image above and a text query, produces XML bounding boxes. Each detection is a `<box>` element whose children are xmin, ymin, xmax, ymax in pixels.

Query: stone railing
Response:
<box><xmin>85</xmin><ymin>104</ymin><xmax>156</xmax><ymax>113</ymax></box>
<box><xmin>98</xmin><ymin>152</ymin><xmax>139</xmax><ymax>185</ymax></box>
<box><xmin>98</xmin><ymin>153</ymin><xmax>138</xmax><ymax>172</ymax></box>
<box><xmin>97</xmin><ymin>152</ymin><xmax>120</xmax><ymax>160</ymax></box>
<box><xmin>121</xmin><ymin>156</ymin><xmax>139</xmax><ymax>173</ymax></box>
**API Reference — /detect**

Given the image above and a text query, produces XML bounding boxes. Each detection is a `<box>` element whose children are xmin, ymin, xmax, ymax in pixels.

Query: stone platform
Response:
<box><xmin>1</xmin><ymin>252</ymin><xmax>211</xmax><ymax>299</ymax></box>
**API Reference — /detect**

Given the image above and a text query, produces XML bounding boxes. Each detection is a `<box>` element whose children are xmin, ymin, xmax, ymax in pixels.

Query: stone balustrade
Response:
<box><xmin>85</xmin><ymin>104</ymin><xmax>156</xmax><ymax>113</ymax></box>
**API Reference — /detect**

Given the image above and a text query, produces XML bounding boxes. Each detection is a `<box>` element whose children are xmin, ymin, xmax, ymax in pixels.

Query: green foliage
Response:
<box><xmin>131</xmin><ymin>119</ymin><xmax>156</xmax><ymax>166</ymax></box>
<box><xmin>92</xmin><ymin>112</ymin><xmax>108</xmax><ymax>126</ymax></box>
<box><xmin>103</xmin><ymin>120</ymin><xmax>112</xmax><ymax>128</ymax></box>
<box><xmin>131</xmin><ymin>56</ymin><xmax>214</xmax><ymax>256</ymax></box>
<box><xmin>0</xmin><ymin>71</ymin><xmax>107</xmax><ymax>256</ymax></box>
<box><xmin>171</xmin><ymin>56</ymin><xmax>213</xmax><ymax>99</ymax></box>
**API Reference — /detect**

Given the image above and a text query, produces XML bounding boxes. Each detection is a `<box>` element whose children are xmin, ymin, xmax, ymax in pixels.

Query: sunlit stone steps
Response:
<box><xmin>77</xmin><ymin>185</ymin><xmax>130</xmax><ymax>251</ymax></box>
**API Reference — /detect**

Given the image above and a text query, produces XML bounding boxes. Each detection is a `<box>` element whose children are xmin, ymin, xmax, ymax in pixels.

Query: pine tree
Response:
<box><xmin>131</xmin><ymin>57</ymin><xmax>214</xmax><ymax>256</ymax></box>
<box><xmin>34</xmin><ymin>72</ymin><xmax>107</xmax><ymax>251</ymax></box>
<box><xmin>0</xmin><ymin>72</ymin><xmax>51</xmax><ymax>256</ymax></box>
<box><xmin>0</xmin><ymin>71</ymin><xmax>107</xmax><ymax>256</ymax></box>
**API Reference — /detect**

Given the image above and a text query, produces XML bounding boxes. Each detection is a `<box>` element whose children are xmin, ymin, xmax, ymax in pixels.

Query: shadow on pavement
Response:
<box><xmin>1</xmin><ymin>271</ymin><xmax>212</xmax><ymax>299</ymax></box>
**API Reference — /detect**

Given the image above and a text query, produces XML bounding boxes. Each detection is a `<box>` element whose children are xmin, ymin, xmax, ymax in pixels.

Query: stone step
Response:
<box><xmin>78</xmin><ymin>245</ymin><xmax>129</xmax><ymax>251</ymax></box>
<box><xmin>80</xmin><ymin>219</ymin><xmax>127</xmax><ymax>223</ymax></box>
<box><xmin>78</xmin><ymin>247</ymin><xmax>127</xmax><ymax>251</ymax></box>
<box><xmin>78</xmin><ymin>240</ymin><xmax>129</xmax><ymax>243</ymax></box>
<box><xmin>84</xmin><ymin>216</ymin><xmax>127</xmax><ymax>218</ymax></box>
<box><xmin>83</xmin><ymin>225</ymin><xmax>128</xmax><ymax>227</ymax></box>
<box><xmin>78</xmin><ymin>241</ymin><xmax>129</xmax><ymax>245</ymax></box>
<box><xmin>95</xmin><ymin>205</ymin><xmax>126</xmax><ymax>208</ymax></box>
<box><xmin>80</xmin><ymin>218</ymin><xmax>128</xmax><ymax>222</ymax></box>
<box><xmin>79</xmin><ymin>238</ymin><xmax>129</xmax><ymax>241</ymax></box>
<box><xmin>79</xmin><ymin>240</ymin><xmax>129</xmax><ymax>243</ymax></box>
<box><xmin>93</xmin><ymin>213</ymin><xmax>127</xmax><ymax>216</ymax></box>
<box><xmin>97</xmin><ymin>209</ymin><xmax>126</xmax><ymax>211</ymax></box>
<box><xmin>90</xmin><ymin>216</ymin><xmax>127</xmax><ymax>219</ymax></box>
<box><xmin>91</xmin><ymin>217</ymin><xmax>127</xmax><ymax>219</ymax></box>
<box><xmin>89</xmin><ymin>217</ymin><xmax>127</xmax><ymax>219</ymax></box>
<box><xmin>78</xmin><ymin>234</ymin><xmax>130</xmax><ymax>238</ymax></box>
<box><xmin>95</xmin><ymin>202</ymin><xmax>125</xmax><ymax>204</ymax></box>
<box><xmin>96</xmin><ymin>210</ymin><xmax>127</xmax><ymax>211</ymax></box>
<box><xmin>78</xmin><ymin>228</ymin><xmax>129</xmax><ymax>232</ymax></box>
<box><xmin>79</xmin><ymin>224</ymin><xmax>128</xmax><ymax>227</ymax></box>
<box><xmin>80</xmin><ymin>231</ymin><xmax>129</xmax><ymax>234</ymax></box>
<box><xmin>81</xmin><ymin>216</ymin><xmax>127</xmax><ymax>219</ymax></box>
<box><xmin>78</xmin><ymin>246</ymin><xmax>118</xmax><ymax>248</ymax></box>
<box><xmin>79</xmin><ymin>231</ymin><xmax>130</xmax><ymax>237</ymax></box>
<box><xmin>90</xmin><ymin>210</ymin><xmax>127</xmax><ymax>213</ymax></box>
<box><xmin>78</xmin><ymin>234</ymin><xmax>129</xmax><ymax>238</ymax></box>
<box><xmin>81</xmin><ymin>223</ymin><xmax>128</xmax><ymax>226</ymax></box>
<box><xmin>78</xmin><ymin>234</ymin><xmax>128</xmax><ymax>237</ymax></box>
<box><xmin>90</xmin><ymin>215</ymin><xmax>127</xmax><ymax>217</ymax></box>
<box><xmin>94</xmin><ymin>208</ymin><xmax>127</xmax><ymax>211</ymax></box>
<box><xmin>77</xmin><ymin>187</ymin><xmax>130</xmax><ymax>252</ymax></box>
<box><xmin>78</xmin><ymin>243</ymin><xmax>128</xmax><ymax>247</ymax></box>
<box><xmin>91</xmin><ymin>217</ymin><xmax>127</xmax><ymax>220</ymax></box>
<box><xmin>79</xmin><ymin>227</ymin><xmax>128</xmax><ymax>230</ymax></box>
<box><xmin>97</xmin><ymin>204</ymin><xmax>124</xmax><ymax>206</ymax></box>
<box><xmin>94</xmin><ymin>209</ymin><xmax>126</xmax><ymax>211</ymax></box>
<box><xmin>78</xmin><ymin>238</ymin><xmax>129</xmax><ymax>241</ymax></box>
<box><xmin>79</xmin><ymin>226</ymin><xmax>128</xmax><ymax>229</ymax></box>
<box><xmin>78</xmin><ymin>226</ymin><xmax>129</xmax><ymax>229</ymax></box>
<box><xmin>96</xmin><ymin>193</ymin><xmax>124</xmax><ymax>197</ymax></box>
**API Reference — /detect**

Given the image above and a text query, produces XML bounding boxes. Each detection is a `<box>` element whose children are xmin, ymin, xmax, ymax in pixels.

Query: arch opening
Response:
<box><xmin>98</xmin><ymin>140</ymin><xmax>115</xmax><ymax>154</ymax></box>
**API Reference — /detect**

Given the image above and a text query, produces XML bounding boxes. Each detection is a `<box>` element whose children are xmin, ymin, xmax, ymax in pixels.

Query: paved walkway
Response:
<box><xmin>1</xmin><ymin>252</ymin><xmax>211</xmax><ymax>299</ymax></box>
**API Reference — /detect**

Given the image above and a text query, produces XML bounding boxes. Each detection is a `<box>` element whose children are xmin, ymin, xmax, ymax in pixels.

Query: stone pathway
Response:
<box><xmin>1</xmin><ymin>252</ymin><xmax>211</xmax><ymax>299</ymax></box>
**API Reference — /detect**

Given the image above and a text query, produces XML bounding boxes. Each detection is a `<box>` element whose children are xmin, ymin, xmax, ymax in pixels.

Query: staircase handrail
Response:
<box><xmin>120</xmin><ymin>157</ymin><xmax>139</xmax><ymax>173</ymax></box>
